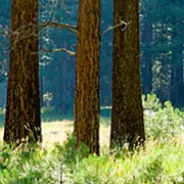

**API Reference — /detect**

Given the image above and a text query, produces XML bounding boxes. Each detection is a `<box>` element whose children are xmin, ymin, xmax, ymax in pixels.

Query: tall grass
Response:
<box><xmin>0</xmin><ymin>135</ymin><xmax>183</xmax><ymax>184</ymax></box>
<box><xmin>0</xmin><ymin>95</ymin><xmax>184</xmax><ymax>183</ymax></box>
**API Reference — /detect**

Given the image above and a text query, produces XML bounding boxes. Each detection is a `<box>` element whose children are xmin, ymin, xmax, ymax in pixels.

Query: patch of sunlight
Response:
<box><xmin>0</xmin><ymin>127</ymin><xmax>3</xmax><ymax>140</ymax></box>
<box><xmin>0</xmin><ymin>120</ymin><xmax>111</xmax><ymax>147</ymax></box>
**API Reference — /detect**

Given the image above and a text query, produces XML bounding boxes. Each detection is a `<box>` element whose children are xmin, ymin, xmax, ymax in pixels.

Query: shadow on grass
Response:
<box><xmin>0</xmin><ymin>113</ymin><xmax>5</xmax><ymax>128</ymax></box>
<box><xmin>100</xmin><ymin>108</ymin><xmax>111</xmax><ymax>118</ymax></box>
<box><xmin>41</xmin><ymin>108</ymin><xmax>111</xmax><ymax>123</ymax></box>
<box><xmin>41</xmin><ymin>111</ymin><xmax>74</xmax><ymax>122</ymax></box>
<box><xmin>41</xmin><ymin>107</ymin><xmax>74</xmax><ymax>122</ymax></box>
<box><xmin>100</xmin><ymin>108</ymin><xmax>111</xmax><ymax>126</ymax></box>
<box><xmin>0</xmin><ymin>107</ymin><xmax>112</xmax><ymax>126</ymax></box>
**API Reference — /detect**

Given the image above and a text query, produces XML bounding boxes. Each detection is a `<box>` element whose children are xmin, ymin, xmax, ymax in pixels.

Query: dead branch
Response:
<box><xmin>44</xmin><ymin>48</ymin><xmax>76</xmax><ymax>56</ymax></box>
<box><xmin>40</xmin><ymin>22</ymin><xmax>77</xmax><ymax>33</ymax></box>
<box><xmin>42</xmin><ymin>20</ymin><xmax>132</xmax><ymax>56</ymax></box>
<box><xmin>102</xmin><ymin>20</ymin><xmax>132</xmax><ymax>35</ymax></box>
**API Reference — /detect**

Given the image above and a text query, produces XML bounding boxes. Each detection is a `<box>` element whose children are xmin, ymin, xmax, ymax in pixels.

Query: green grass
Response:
<box><xmin>63</xmin><ymin>137</ymin><xmax>184</xmax><ymax>184</ymax></box>
<box><xmin>0</xmin><ymin>96</ymin><xmax>184</xmax><ymax>183</ymax></box>
<box><xmin>0</xmin><ymin>135</ymin><xmax>183</xmax><ymax>184</ymax></box>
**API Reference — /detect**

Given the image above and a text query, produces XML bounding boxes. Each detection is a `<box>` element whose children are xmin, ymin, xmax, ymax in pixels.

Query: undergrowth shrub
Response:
<box><xmin>0</xmin><ymin>136</ymin><xmax>184</xmax><ymax>183</ymax></box>
<box><xmin>142</xmin><ymin>94</ymin><xmax>184</xmax><ymax>139</ymax></box>
<box><xmin>0</xmin><ymin>143</ymin><xmax>61</xmax><ymax>184</ymax></box>
<box><xmin>61</xmin><ymin>137</ymin><xmax>184</xmax><ymax>184</ymax></box>
<box><xmin>0</xmin><ymin>94</ymin><xmax>184</xmax><ymax>183</ymax></box>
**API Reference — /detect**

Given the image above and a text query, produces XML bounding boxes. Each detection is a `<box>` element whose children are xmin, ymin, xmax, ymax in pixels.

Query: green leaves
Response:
<box><xmin>143</xmin><ymin>94</ymin><xmax>184</xmax><ymax>139</ymax></box>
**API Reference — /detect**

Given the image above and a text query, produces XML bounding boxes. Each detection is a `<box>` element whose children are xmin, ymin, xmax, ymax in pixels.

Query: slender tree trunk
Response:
<box><xmin>170</xmin><ymin>0</ymin><xmax>184</xmax><ymax>108</ymax></box>
<box><xmin>142</xmin><ymin>13</ymin><xmax>153</xmax><ymax>94</ymax></box>
<box><xmin>4</xmin><ymin>0</ymin><xmax>41</xmax><ymax>144</ymax></box>
<box><xmin>74</xmin><ymin>0</ymin><xmax>101</xmax><ymax>155</ymax></box>
<box><xmin>53</xmin><ymin>60</ymin><xmax>62</xmax><ymax>112</ymax></box>
<box><xmin>40</xmin><ymin>66</ymin><xmax>44</xmax><ymax>107</ymax></box>
<box><xmin>110</xmin><ymin>0</ymin><xmax>145</xmax><ymax>149</ymax></box>
<box><xmin>170</xmin><ymin>26</ymin><xmax>184</xmax><ymax>108</ymax></box>
<box><xmin>61</xmin><ymin>59</ymin><xmax>68</xmax><ymax>114</ymax></box>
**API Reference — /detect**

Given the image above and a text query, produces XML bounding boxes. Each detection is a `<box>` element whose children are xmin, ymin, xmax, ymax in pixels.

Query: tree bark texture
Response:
<box><xmin>4</xmin><ymin>0</ymin><xmax>41</xmax><ymax>144</ymax></box>
<box><xmin>74</xmin><ymin>0</ymin><xmax>101</xmax><ymax>155</ymax></box>
<box><xmin>111</xmin><ymin>0</ymin><xmax>145</xmax><ymax>149</ymax></box>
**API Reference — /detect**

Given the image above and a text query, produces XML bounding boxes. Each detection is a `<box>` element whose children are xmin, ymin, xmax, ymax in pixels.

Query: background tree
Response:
<box><xmin>4</xmin><ymin>0</ymin><xmax>41</xmax><ymax>144</ymax></box>
<box><xmin>170</xmin><ymin>0</ymin><xmax>184</xmax><ymax>108</ymax></box>
<box><xmin>110</xmin><ymin>0</ymin><xmax>145</xmax><ymax>149</ymax></box>
<box><xmin>141</xmin><ymin>0</ymin><xmax>153</xmax><ymax>95</ymax></box>
<box><xmin>74</xmin><ymin>0</ymin><xmax>101</xmax><ymax>155</ymax></box>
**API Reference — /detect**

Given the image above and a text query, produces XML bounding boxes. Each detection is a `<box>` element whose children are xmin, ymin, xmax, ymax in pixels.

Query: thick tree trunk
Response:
<box><xmin>74</xmin><ymin>0</ymin><xmax>101</xmax><ymax>155</ymax></box>
<box><xmin>4</xmin><ymin>0</ymin><xmax>41</xmax><ymax>144</ymax></box>
<box><xmin>141</xmin><ymin>13</ymin><xmax>153</xmax><ymax>94</ymax></box>
<box><xmin>111</xmin><ymin>0</ymin><xmax>145</xmax><ymax>149</ymax></box>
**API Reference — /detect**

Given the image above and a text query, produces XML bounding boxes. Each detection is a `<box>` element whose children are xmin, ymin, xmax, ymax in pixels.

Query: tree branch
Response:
<box><xmin>102</xmin><ymin>20</ymin><xmax>132</xmax><ymax>35</ymax></box>
<box><xmin>44</xmin><ymin>48</ymin><xmax>76</xmax><ymax>56</ymax></box>
<box><xmin>40</xmin><ymin>22</ymin><xmax>77</xmax><ymax>33</ymax></box>
<box><xmin>42</xmin><ymin>21</ymin><xmax>131</xmax><ymax>56</ymax></box>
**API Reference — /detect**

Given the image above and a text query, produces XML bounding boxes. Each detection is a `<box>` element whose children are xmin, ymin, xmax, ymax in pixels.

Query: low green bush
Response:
<box><xmin>143</xmin><ymin>94</ymin><xmax>184</xmax><ymax>139</ymax></box>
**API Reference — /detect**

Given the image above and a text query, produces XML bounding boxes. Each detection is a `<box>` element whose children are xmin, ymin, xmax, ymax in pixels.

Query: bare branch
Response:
<box><xmin>40</xmin><ymin>22</ymin><xmax>77</xmax><ymax>33</ymax></box>
<box><xmin>102</xmin><ymin>20</ymin><xmax>132</xmax><ymax>35</ymax></box>
<box><xmin>41</xmin><ymin>20</ymin><xmax>131</xmax><ymax>56</ymax></box>
<box><xmin>44</xmin><ymin>48</ymin><xmax>76</xmax><ymax>56</ymax></box>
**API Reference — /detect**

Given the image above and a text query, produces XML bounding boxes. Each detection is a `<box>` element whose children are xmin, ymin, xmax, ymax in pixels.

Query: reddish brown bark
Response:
<box><xmin>4</xmin><ymin>0</ymin><xmax>41</xmax><ymax>144</ymax></box>
<box><xmin>74</xmin><ymin>0</ymin><xmax>101</xmax><ymax>155</ymax></box>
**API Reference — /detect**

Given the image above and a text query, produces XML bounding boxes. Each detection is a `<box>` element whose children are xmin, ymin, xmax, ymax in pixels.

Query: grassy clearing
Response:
<box><xmin>0</xmin><ymin>107</ymin><xmax>111</xmax><ymax>146</ymax></box>
<box><xmin>0</xmin><ymin>120</ymin><xmax>110</xmax><ymax>148</ymax></box>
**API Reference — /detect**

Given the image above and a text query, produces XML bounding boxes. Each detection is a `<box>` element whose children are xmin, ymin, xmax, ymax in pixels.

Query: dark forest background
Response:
<box><xmin>0</xmin><ymin>0</ymin><xmax>184</xmax><ymax>113</ymax></box>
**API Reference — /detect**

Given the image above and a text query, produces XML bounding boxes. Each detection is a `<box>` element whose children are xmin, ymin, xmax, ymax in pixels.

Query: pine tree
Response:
<box><xmin>111</xmin><ymin>0</ymin><xmax>145</xmax><ymax>149</ymax></box>
<box><xmin>4</xmin><ymin>0</ymin><xmax>41</xmax><ymax>144</ymax></box>
<box><xmin>74</xmin><ymin>0</ymin><xmax>101</xmax><ymax>155</ymax></box>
